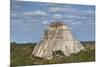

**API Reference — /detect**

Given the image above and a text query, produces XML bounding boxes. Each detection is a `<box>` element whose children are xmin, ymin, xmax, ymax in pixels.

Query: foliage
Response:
<box><xmin>11</xmin><ymin>42</ymin><xmax>95</xmax><ymax>66</ymax></box>
<box><xmin>10</xmin><ymin>43</ymin><xmax>36</xmax><ymax>66</ymax></box>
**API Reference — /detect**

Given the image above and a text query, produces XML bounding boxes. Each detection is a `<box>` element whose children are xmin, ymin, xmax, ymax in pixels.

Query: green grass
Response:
<box><xmin>10</xmin><ymin>42</ymin><xmax>95</xmax><ymax>66</ymax></box>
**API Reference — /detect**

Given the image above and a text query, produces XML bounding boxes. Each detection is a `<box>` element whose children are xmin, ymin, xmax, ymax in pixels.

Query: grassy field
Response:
<box><xmin>10</xmin><ymin>41</ymin><xmax>95</xmax><ymax>66</ymax></box>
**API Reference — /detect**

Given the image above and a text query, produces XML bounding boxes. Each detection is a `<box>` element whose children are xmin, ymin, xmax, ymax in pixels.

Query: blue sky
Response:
<box><xmin>10</xmin><ymin>0</ymin><xmax>95</xmax><ymax>43</ymax></box>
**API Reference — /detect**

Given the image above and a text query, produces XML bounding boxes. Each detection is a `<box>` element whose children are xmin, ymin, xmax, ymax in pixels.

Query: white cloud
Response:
<box><xmin>28</xmin><ymin>19</ymin><xmax>37</xmax><ymax>22</ymax></box>
<box><xmin>42</xmin><ymin>20</ymin><xmax>48</xmax><ymax>24</ymax></box>
<box><xmin>48</xmin><ymin>7</ymin><xmax>76</xmax><ymax>13</ymax></box>
<box><xmin>22</xmin><ymin>10</ymin><xmax>47</xmax><ymax>16</ymax></box>
<box><xmin>48</xmin><ymin>7</ymin><xmax>66</xmax><ymax>13</ymax></box>
<box><xmin>71</xmin><ymin>22</ymin><xmax>82</xmax><ymax>25</ymax></box>
<box><xmin>84</xmin><ymin>10</ymin><xmax>94</xmax><ymax>14</ymax></box>
<box><xmin>64</xmin><ymin>19</ymin><xmax>73</xmax><ymax>23</ymax></box>
<box><xmin>84</xmin><ymin>10</ymin><xmax>95</xmax><ymax>17</ymax></box>
<box><xmin>45</xmin><ymin>3</ymin><xmax>57</xmax><ymax>6</ymax></box>
<box><xmin>48</xmin><ymin>7</ymin><xmax>94</xmax><ymax>19</ymax></box>
<box><xmin>69</xmin><ymin>15</ymin><xmax>86</xmax><ymax>19</ymax></box>
<box><xmin>65</xmin><ymin>15</ymin><xmax>75</xmax><ymax>18</ymax></box>
<box><xmin>52</xmin><ymin>14</ymin><xmax>63</xmax><ymax>19</ymax></box>
<box><xmin>11</xmin><ymin>20</ymin><xmax>22</xmax><ymax>26</ymax></box>
<box><xmin>11</xmin><ymin>20</ymin><xmax>18</xmax><ymax>23</ymax></box>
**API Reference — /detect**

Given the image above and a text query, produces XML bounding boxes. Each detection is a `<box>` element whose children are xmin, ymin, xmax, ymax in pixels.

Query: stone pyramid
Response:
<box><xmin>32</xmin><ymin>22</ymin><xmax>85</xmax><ymax>60</ymax></box>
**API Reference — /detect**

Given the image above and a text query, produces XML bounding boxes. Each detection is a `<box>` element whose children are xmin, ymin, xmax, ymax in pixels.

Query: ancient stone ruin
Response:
<box><xmin>32</xmin><ymin>22</ymin><xmax>85</xmax><ymax>60</ymax></box>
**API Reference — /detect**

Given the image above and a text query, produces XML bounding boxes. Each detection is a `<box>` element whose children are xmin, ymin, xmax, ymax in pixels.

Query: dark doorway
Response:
<box><xmin>52</xmin><ymin>50</ymin><xmax>65</xmax><ymax>56</ymax></box>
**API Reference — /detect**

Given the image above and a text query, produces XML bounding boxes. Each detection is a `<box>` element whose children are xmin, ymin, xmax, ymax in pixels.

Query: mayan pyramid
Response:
<box><xmin>32</xmin><ymin>22</ymin><xmax>84</xmax><ymax>60</ymax></box>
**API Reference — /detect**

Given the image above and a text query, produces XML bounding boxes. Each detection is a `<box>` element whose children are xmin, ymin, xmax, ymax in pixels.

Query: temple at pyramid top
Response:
<box><xmin>49</xmin><ymin>22</ymin><xmax>64</xmax><ymax>27</ymax></box>
<box><xmin>48</xmin><ymin>22</ymin><xmax>70</xmax><ymax>31</ymax></box>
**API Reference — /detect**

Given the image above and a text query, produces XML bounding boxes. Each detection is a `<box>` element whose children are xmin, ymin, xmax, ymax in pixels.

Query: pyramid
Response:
<box><xmin>32</xmin><ymin>22</ymin><xmax>85</xmax><ymax>60</ymax></box>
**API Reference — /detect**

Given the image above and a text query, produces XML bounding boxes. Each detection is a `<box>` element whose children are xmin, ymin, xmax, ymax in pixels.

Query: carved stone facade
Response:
<box><xmin>32</xmin><ymin>22</ymin><xmax>85</xmax><ymax>60</ymax></box>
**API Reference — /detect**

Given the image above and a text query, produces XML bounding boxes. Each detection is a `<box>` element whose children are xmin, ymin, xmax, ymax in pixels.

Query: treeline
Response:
<box><xmin>11</xmin><ymin>41</ymin><xmax>95</xmax><ymax>45</ymax></box>
<box><xmin>81</xmin><ymin>41</ymin><xmax>95</xmax><ymax>45</ymax></box>
<box><xmin>10</xmin><ymin>42</ymin><xmax>36</xmax><ymax>45</ymax></box>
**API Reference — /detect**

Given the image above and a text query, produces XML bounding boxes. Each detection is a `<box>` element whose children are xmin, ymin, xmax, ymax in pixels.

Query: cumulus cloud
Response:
<box><xmin>84</xmin><ymin>10</ymin><xmax>94</xmax><ymax>14</ymax></box>
<box><xmin>11</xmin><ymin>20</ymin><xmax>22</xmax><ymax>26</ymax></box>
<box><xmin>65</xmin><ymin>14</ymin><xmax>87</xmax><ymax>20</ymax></box>
<box><xmin>71</xmin><ymin>22</ymin><xmax>82</xmax><ymax>25</ymax></box>
<box><xmin>28</xmin><ymin>19</ymin><xmax>37</xmax><ymax>22</ymax></box>
<box><xmin>52</xmin><ymin>14</ymin><xmax>63</xmax><ymax>19</ymax></box>
<box><xmin>48</xmin><ymin>7</ymin><xmax>66</xmax><ymax>13</ymax></box>
<box><xmin>22</xmin><ymin>10</ymin><xmax>47</xmax><ymax>16</ymax></box>
<box><xmin>48</xmin><ymin>7</ymin><xmax>77</xmax><ymax>14</ymax></box>
<box><xmin>84</xmin><ymin>10</ymin><xmax>95</xmax><ymax>17</ymax></box>
<box><xmin>48</xmin><ymin>6</ymin><xmax>94</xmax><ymax>19</ymax></box>
<box><xmin>65</xmin><ymin>15</ymin><xmax>75</xmax><ymax>18</ymax></box>
<box><xmin>42</xmin><ymin>20</ymin><xmax>48</xmax><ymax>24</ymax></box>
